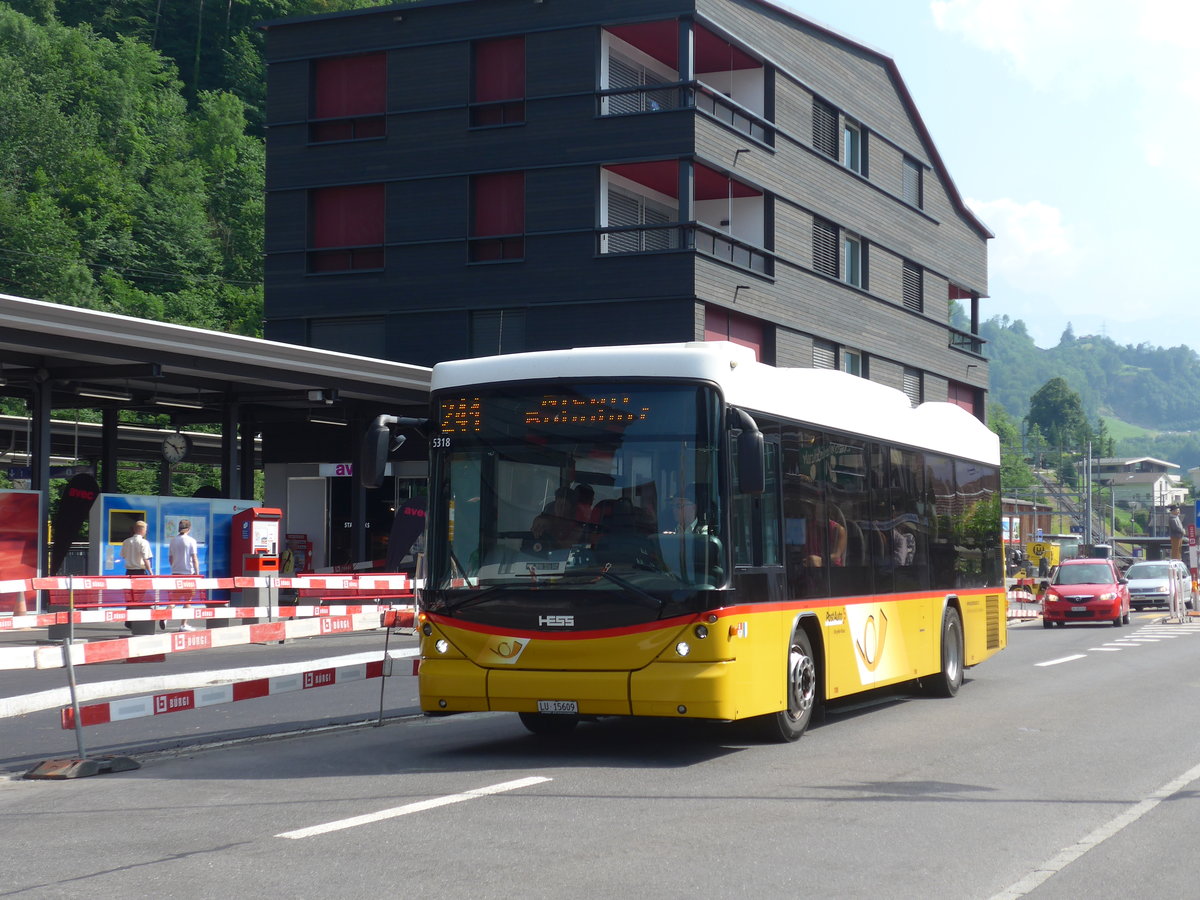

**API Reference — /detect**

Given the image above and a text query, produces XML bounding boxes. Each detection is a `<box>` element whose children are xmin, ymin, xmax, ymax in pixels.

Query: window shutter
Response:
<box><xmin>903</xmin><ymin>157</ymin><xmax>922</xmax><ymax>207</ymax></box>
<box><xmin>902</xmin><ymin>368</ymin><xmax>922</xmax><ymax>407</ymax></box>
<box><xmin>608</xmin><ymin>54</ymin><xmax>643</xmax><ymax>115</ymax></box>
<box><xmin>812</xmin><ymin>217</ymin><xmax>838</xmax><ymax>277</ymax></box>
<box><xmin>313</xmin><ymin>54</ymin><xmax>386</xmax><ymax>119</ymax></box>
<box><xmin>474</xmin><ymin>37</ymin><xmax>525</xmax><ymax>102</ymax></box>
<box><xmin>606</xmin><ymin>188</ymin><xmax>640</xmax><ymax>253</ymax></box>
<box><xmin>472</xmin><ymin>172</ymin><xmax>525</xmax><ymax>237</ymax></box>
<box><xmin>902</xmin><ymin>261</ymin><xmax>923</xmax><ymax>312</ymax></box>
<box><xmin>813</xmin><ymin>339</ymin><xmax>836</xmax><ymax>369</ymax></box>
<box><xmin>812</xmin><ymin>98</ymin><xmax>838</xmax><ymax>159</ymax></box>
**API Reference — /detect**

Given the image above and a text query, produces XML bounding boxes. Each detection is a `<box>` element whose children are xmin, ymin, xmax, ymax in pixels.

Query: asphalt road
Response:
<box><xmin>5</xmin><ymin>611</ymin><xmax>1200</xmax><ymax>899</ymax></box>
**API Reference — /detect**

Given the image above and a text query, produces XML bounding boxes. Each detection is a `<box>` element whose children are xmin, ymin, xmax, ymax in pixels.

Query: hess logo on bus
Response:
<box><xmin>539</xmin><ymin>615</ymin><xmax>574</xmax><ymax>627</ymax></box>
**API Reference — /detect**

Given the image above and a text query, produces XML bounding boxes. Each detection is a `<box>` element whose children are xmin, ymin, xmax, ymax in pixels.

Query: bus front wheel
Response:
<box><xmin>922</xmin><ymin>606</ymin><xmax>964</xmax><ymax>698</ymax></box>
<box><xmin>757</xmin><ymin>628</ymin><xmax>819</xmax><ymax>743</ymax></box>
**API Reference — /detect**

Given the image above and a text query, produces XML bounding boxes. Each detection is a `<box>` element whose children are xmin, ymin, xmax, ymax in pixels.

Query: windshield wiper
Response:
<box><xmin>564</xmin><ymin>564</ymin><xmax>665</xmax><ymax>612</ymax></box>
<box><xmin>440</xmin><ymin>582</ymin><xmax>533</xmax><ymax>614</ymax></box>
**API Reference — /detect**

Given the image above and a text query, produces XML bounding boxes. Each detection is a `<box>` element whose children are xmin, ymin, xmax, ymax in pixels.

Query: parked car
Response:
<box><xmin>1124</xmin><ymin>559</ymin><xmax>1191</xmax><ymax>611</ymax></box>
<box><xmin>1042</xmin><ymin>558</ymin><xmax>1130</xmax><ymax>628</ymax></box>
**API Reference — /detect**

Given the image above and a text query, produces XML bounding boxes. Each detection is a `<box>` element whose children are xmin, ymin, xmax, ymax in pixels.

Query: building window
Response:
<box><xmin>812</xmin><ymin>217</ymin><xmax>838</xmax><ymax>278</ymax></box>
<box><xmin>902</xmin><ymin>260</ymin><xmax>923</xmax><ymax>312</ymax></box>
<box><xmin>604</xmin><ymin>186</ymin><xmax>676</xmax><ymax>253</ymax></box>
<box><xmin>471</xmin><ymin>309</ymin><xmax>526</xmax><ymax>356</ymax></box>
<box><xmin>470</xmin><ymin>172</ymin><xmax>525</xmax><ymax>262</ymax></box>
<box><xmin>902</xmin><ymin>368</ymin><xmax>922</xmax><ymax>407</ymax></box>
<box><xmin>841</xmin><ymin>348</ymin><xmax>863</xmax><ymax>377</ymax></box>
<box><xmin>903</xmin><ymin>156</ymin><xmax>923</xmax><ymax>207</ymax></box>
<box><xmin>310</xmin><ymin>53</ymin><xmax>386</xmax><ymax>143</ymax></box>
<box><xmin>308</xmin><ymin>184</ymin><xmax>385</xmax><ymax>273</ymax></box>
<box><xmin>471</xmin><ymin>37</ymin><xmax>525</xmax><ymax>127</ymax></box>
<box><xmin>948</xmin><ymin>380</ymin><xmax>980</xmax><ymax>418</ymax></box>
<box><xmin>813</xmin><ymin>339</ymin><xmax>836</xmax><ymax>369</ymax></box>
<box><xmin>842</xmin><ymin>234</ymin><xmax>863</xmax><ymax>288</ymax></box>
<box><xmin>812</xmin><ymin>98</ymin><xmax>838</xmax><ymax>159</ymax></box>
<box><xmin>604</xmin><ymin>50</ymin><xmax>676</xmax><ymax>115</ymax></box>
<box><xmin>843</xmin><ymin>120</ymin><xmax>865</xmax><ymax>174</ymax></box>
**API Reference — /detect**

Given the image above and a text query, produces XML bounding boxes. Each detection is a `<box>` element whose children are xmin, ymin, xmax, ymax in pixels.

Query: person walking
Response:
<box><xmin>120</xmin><ymin>520</ymin><xmax>153</xmax><ymax>575</ymax></box>
<box><xmin>168</xmin><ymin>519</ymin><xmax>200</xmax><ymax>632</ymax></box>
<box><xmin>119</xmin><ymin>520</ymin><xmax>154</xmax><ymax>631</ymax></box>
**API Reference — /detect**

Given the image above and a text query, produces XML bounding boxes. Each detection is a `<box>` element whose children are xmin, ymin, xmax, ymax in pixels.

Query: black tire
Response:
<box><xmin>923</xmin><ymin>606</ymin><xmax>964</xmax><ymax>698</ymax></box>
<box><xmin>1042</xmin><ymin>618</ymin><xmax>1053</xmax><ymax>629</ymax></box>
<box><xmin>518</xmin><ymin>712</ymin><xmax>579</xmax><ymax>736</ymax></box>
<box><xmin>1112</xmin><ymin>615</ymin><xmax>1122</xmax><ymax>627</ymax></box>
<box><xmin>756</xmin><ymin>628</ymin><xmax>819</xmax><ymax>742</ymax></box>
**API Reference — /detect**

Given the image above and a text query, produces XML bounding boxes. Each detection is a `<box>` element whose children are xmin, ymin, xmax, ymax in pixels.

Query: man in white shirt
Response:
<box><xmin>120</xmin><ymin>520</ymin><xmax>153</xmax><ymax>574</ymax></box>
<box><xmin>168</xmin><ymin>519</ymin><xmax>200</xmax><ymax>631</ymax></box>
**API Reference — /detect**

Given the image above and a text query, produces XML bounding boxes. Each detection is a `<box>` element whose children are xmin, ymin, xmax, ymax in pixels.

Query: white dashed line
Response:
<box><xmin>990</xmin><ymin>759</ymin><xmax>1200</xmax><ymax>899</ymax></box>
<box><xmin>276</xmin><ymin>776</ymin><xmax>552</xmax><ymax>839</ymax></box>
<box><xmin>1036</xmin><ymin>654</ymin><xmax>1087</xmax><ymax>667</ymax></box>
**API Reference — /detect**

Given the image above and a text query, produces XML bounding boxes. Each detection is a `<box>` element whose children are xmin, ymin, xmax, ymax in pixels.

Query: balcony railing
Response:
<box><xmin>598</xmin><ymin>222</ymin><xmax>773</xmax><ymax>276</ymax></box>
<box><xmin>948</xmin><ymin>327</ymin><xmax>986</xmax><ymax>355</ymax></box>
<box><xmin>599</xmin><ymin>80</ymin><xmax>773</xmax><ymax>145</ymax></box>
<box><xmin>691</xmin><ymin>84</ymin><xmax>772</xmax><ymax>145</ymax></box>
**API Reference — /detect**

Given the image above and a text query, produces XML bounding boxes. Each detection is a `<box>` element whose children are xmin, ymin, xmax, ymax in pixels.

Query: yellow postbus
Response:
<box><xmin>367</xmin><ymin>342</ymin><xmax>1006</xmax><ymax>741</ymax></box>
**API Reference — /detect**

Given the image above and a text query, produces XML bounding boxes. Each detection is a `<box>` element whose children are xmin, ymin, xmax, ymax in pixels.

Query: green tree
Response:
<box><xmin>1026</xmin><ymin>377</ymin><xmax>1092</xmax><ymax>454</ymax></box>
<box><xmin>989</xmin><ymin>403</ymin><xmax>1034</xmax><ymax>492</ymax></box>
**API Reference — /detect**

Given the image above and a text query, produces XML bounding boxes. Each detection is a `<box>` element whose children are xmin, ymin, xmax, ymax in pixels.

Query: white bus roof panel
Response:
<box><xmin>431</xmin><ymin>342</ymin><xmax>998</xmax><ymax>465</ymax></box>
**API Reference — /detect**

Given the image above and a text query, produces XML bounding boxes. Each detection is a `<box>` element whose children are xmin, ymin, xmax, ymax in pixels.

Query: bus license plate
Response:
<box><xmin>537</xmin><ymin>700</ymin><xmax>578</xmax><ymax>715</ymax></box>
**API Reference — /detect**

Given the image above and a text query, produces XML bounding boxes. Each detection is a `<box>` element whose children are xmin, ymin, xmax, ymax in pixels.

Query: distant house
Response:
<box><xmin>1096</xmin><ymin>457</ymin><xmax>1187</xmax><ymax>510</ymax></box>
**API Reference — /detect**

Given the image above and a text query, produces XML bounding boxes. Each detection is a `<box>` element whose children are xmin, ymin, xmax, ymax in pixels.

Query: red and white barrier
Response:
<box><xmin>60</xmin><ymin>655</ymin><xmax>421</xmax><ymax>729</ymax></box>
<box><xmin>0</xmin><ymin>603</ymin><xmax>413</xmax><ymax>632</ymax></box>
<box><xmin>0</xmin><ymin>610</ymin><xmax>406</xmax><ymax>672</ymax></box>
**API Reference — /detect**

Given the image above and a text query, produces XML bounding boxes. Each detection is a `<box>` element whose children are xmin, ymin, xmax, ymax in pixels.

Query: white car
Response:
<box><xmin>1125</xmin><ymin>559</ymin><xmax>1193</xmax><ymax>612</ymax></box>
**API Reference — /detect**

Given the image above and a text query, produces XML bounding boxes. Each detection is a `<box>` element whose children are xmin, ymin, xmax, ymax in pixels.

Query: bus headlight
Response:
<box><xmin>435</xmin><ymin>639</ymin><xmax>450</xmax><ymax>654</ymax></box>
<box><xmin>694</xmin><ymin>624</ymin><xmax>709</xmax><ymax>639</ymax></box>
<box><xmin>675</xmin><ymin>641</ymin><xmax>691</xmax><ymax>657</ymax></box>
<box><xmin>422</xmin><ymin>622</ymin><xmax>433</xmax><ymax>636</ymax></box>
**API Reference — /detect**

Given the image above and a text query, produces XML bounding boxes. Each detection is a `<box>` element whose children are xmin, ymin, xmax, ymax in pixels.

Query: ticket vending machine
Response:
<box><xmin>232</xmin><ymin>507</ymin><xmax>282</xmax><ymax>618</ymax></box>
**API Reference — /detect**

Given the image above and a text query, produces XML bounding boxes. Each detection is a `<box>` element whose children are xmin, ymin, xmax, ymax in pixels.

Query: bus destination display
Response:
<box><xmin>437</xmin><ymin>394</ymin><xmax>651</xmax><ymax>434</ymax></box>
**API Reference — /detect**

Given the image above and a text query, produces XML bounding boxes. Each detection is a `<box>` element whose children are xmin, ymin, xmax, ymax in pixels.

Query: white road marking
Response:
<box><xmin>276</xmin><ymin>776</ymin><xmax>552</xmax><ymax>839</ymax></box>
<box><xmin>1088</xmin><ymin>647</ymin><xmax>1122</xmax><ymax>652</ymax></box>
<box><xmin>1105</xmin><ymin>642</ymin><xmax>1141</xmax><ymax>647</ymax></box>
<box><xmin>990</xmin><ymin>759</ymin><xmax>1200</xmax><ymax>899</ymax></box>
<box><xmin>1035</xmin><ymin>654</ymin><xmax>1087</xmax><ymax>667</ymax></box>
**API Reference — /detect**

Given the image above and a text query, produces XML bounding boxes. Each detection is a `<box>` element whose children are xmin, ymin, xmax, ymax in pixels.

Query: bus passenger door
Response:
<box><xmin>730</xmin><ymin>438</ymin><xmax>785</xmax><ymax>604</ymax></box>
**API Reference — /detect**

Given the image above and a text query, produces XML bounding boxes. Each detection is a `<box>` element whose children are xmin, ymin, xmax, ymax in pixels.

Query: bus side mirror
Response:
<box><xmin>361</xmin><ymin>416</ymin><xmax>396</xmax><ymax>489</ymax></box>
<box><xmin>732</xmin><ymin>408</ymin><xmax>765</xmax><ymax>495</ymax></box>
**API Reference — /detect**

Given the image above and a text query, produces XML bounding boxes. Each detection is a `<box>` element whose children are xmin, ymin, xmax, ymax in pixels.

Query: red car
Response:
<box><xmin>1042</xmin><ymin>558</ymin><xmax>1130</xmax><ymax>628</ymax></box>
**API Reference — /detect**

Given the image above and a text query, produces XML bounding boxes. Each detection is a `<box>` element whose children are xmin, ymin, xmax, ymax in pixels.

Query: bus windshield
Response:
<box><xmin>428</xmin><ymin>382</ymin><xmax>725</xmax><ymax>603</ymax></box>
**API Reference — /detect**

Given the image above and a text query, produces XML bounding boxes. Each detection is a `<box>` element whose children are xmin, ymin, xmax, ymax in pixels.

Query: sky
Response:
<box><xmin>774</xmin><ymin>0</ymin><xmax>1199</xmax><ymax>351</ymax></box>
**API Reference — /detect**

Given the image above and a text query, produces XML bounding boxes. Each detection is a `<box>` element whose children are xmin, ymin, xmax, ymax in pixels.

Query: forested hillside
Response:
<box><xmin>981</xmin><ymin>315</ymin><xmax>1200</xmax><ymax>470</ymax></box>
<box><xmin>0</xmin><ymin>0</ymin><xmax>391</xmax><ymax>335</ymax></box>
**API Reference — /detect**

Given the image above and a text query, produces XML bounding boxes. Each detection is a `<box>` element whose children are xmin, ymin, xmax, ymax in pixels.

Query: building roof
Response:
<box><xmin>0</xmin><ymin>293</ymin><xmax>430</xmax><ymax>421</ymax></box>
<box><xmin>1097</xmin><ymin>457</ymin><xmax>1179</xmax><ymax>469</ymax></box>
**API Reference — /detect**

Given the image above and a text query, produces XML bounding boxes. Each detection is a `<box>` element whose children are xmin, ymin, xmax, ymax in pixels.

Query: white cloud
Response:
<box><xmin>931</xmin><ymin>0</ymin><xmax>1200</xmax><ymax>177</ymax></box>
<box><xmin>967</xmin><ymin>197</ymin><xmax>1077</xmax><ymax>288</ymax></box>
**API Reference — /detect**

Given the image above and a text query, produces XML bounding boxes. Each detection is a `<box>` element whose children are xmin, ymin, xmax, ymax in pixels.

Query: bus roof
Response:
<box><xmin>431</xmin><ymin>342</ymin><xmax>998</xmax><ymax>465</ymax></box>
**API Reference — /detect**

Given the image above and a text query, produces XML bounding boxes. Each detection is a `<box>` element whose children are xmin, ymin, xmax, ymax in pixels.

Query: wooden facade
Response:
<box><xmin>262</xmin><ymin>0</ymin><xmax>991</xmax><ymax>414</ymax></box>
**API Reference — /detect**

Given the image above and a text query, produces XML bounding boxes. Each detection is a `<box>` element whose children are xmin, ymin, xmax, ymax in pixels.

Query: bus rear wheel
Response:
<box><xmin>758</xmin><ymin>628</ymin><xmax>818</xmax><ymax>743</ymax></box>
<box><xmin>518</xmin><ymin>712</ymin><xmax>579</xmax><ymax>736</ymax></box>
<box><xmin>922</xmin><ymin>606</ymin><xmax>964</xmax><ymax>698</ymax></box>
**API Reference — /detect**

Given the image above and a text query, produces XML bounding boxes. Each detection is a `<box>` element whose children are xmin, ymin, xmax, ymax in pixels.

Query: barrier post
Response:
<box><xmin>25</xmin><ymin>576</ymin><xmax>141</xmax><ymax>779</ymax></box>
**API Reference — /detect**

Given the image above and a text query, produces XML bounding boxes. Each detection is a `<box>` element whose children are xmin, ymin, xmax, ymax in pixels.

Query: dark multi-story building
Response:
<box><xmin>262</xmin><ymin>0</ymin><xmax>992</xmax><ymax>416</ymax></box>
